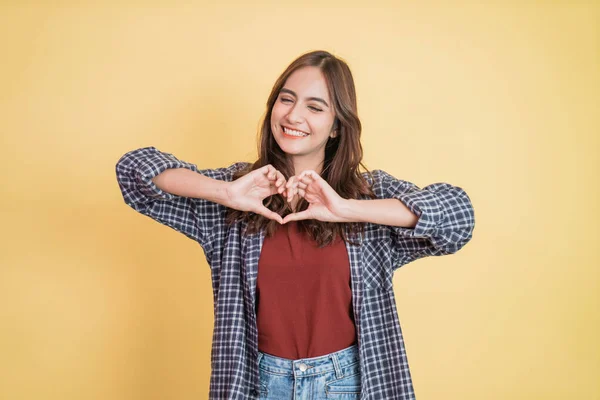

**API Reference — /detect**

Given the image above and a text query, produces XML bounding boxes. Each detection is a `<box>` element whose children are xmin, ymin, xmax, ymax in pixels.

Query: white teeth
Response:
<box><xmin>283</xmin><ymin>127</ymin><xmax>308</xmax><ymax>137</ymax></box>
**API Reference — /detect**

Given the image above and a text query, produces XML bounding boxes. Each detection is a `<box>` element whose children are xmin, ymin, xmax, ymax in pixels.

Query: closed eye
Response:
<box><xmin>280</xmin><ymin>96</ymin><xmax>321</xmax><ymax>112</ymax></box>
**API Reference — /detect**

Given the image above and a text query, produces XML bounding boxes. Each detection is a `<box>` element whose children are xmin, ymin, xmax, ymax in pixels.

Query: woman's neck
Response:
<box><xmin>291</xmin><ymin>155</ymin><xmax>325</xmax><ymax>176</ymax></box>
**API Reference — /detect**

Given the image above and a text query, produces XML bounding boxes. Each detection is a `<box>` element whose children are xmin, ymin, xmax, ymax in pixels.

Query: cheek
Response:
<box><xmin>312</xmin><ymin>116</ymin><xmax>335</xmax><ymax>133</ymax></box>
<box><xmin>271</xmin><ymin>103</ymin><xmax>285</xmax><ymax>122</ymax></box>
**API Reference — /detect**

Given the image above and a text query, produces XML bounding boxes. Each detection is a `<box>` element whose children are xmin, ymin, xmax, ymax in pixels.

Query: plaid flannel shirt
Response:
<box><xmin>115</xmin><ymin>146</ymin><xmax>475</xmax><ymax>399</ymax></box>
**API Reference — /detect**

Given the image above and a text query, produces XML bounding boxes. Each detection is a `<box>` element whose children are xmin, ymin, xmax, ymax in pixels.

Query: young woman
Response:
<box><xmin>116</xmin><ymin>50</ymin><xmax>475</xmax><ymax>400</ymax></box>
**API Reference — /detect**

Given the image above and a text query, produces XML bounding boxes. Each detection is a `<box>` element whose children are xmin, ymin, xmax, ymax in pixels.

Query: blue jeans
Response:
<box><xmin>257</xmin><ymin>343</ymin><xmax>361</xmax><ymax>399</ymax></box>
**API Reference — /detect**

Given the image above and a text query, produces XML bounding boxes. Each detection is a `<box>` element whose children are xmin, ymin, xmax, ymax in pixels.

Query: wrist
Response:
<box><xmin>339</xmin><ymin>199</ymin><xmax>364</xmax><ymax>223</ymax></box>
<box><xmin>215</xmin><ymin>180</ymin><xmax>233</xmax><ymax>207</ymax></box>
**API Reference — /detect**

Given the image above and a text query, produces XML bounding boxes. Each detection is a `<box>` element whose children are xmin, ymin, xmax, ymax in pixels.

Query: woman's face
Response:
<box><xmin>270</xmin><ymin>66</ymin><xmax>337</xmax><ymax>168</ymax></box>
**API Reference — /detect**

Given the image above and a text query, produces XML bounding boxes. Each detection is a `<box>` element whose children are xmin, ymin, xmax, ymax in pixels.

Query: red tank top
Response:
<box><xmin>256</xmin><ymin>221</ymin><xmax>357</xmax><ymax>359</ymax></box>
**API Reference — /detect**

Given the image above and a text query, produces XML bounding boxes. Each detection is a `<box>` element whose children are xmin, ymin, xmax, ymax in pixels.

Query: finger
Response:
<box><xmin>289</xmin><ymin>187</ymin><xmax>299</xmax><ymax>203</ymax></box>
<box><xmin>263</xmin><ymin>164</ymin><xmax>277</xmax><ymax>181</ymax></box>
<box><xmin>275</xmin><ymin>177</ymin><xmax>284</xmax><ymax>193</ymax></box>
<box><xmin>269</xmin><ymin>184</ymin><xmax>280</xmax><ymax>196</ymax></box>
<box><xmin>303</xmin><ymin>171</ymin><xmax>322</xmax><ymax>186</ymax></box>
<box><xmin>299</xmin><ymin>174</ymin><xmax>314</xmax><ymax>184</ymax></box>
<box><xmin>298</xmin><ymin>178</ymin><xmax>313</xmax><ymax>194</ymax></box>
<box><xmin>276</xmin><ymin>170</ymin><xmax>286</xmax><ymax>184</ymax></box>
<box><xmin>262</xmin><ymin>164</ymin><xmax>273</xmax><ymax>176</ymax></box>
<box><xmin>275</xmin><ymin>171</ymin><xmax>287</xmax><ymax>193</ymax></box>
<box><xmin>285</xmin><ymin>176</ymin><xmax>296</xmax><ymax>189</ymax></box>
<box><xmin>298</xmin><ymin>188</ymin><xmax>306</xmax><ymax>197</ymax></box>
<box><xmin>300</xmin><ymin>173</ymin><xmax>324</xmax><ymax>192</ymax></box>
<box><xmin>273</xmin><ymin>170</ymin><xmax>282</xmax><ymax>185</ymax></box>
<box><xmin>260</xmin><ymin>167</ymin><xmax>273</xmax><ymax>184</ymax></box>
<box><xmin>256</xmin><ymin>206</ymin><xmax>283</xmax><ymax>224</ymax></box>
<box><xmin>283</xmin><ymin>210</ymin><xmax>311</xmax><ymax>223</ymax></box>
<box><xmin>298</xmin><ymin>178</ymin><xmax>313</xmax><ymax>191</ymax></box>
<box><xmin>299</xmin><ymin>170</ymin><xmax>316</xmax><ymax>179</ymax></box>
<box><xmin>287</xmin><ymin>181</ymin><xmax>296</xmax><ymax>202</ymax></box>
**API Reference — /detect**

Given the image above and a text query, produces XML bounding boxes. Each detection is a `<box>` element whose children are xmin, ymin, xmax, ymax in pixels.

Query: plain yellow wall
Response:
<box><xmin>1</xmin><ymin>1</ymin><xmax>598</xmax><ymax>399</ymax></box>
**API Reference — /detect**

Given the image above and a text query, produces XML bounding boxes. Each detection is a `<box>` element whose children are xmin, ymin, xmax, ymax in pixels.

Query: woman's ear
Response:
<box><xmin>330</xmin><ymin>120</ymin><xmax>340</xmax><ymax>138</ymax></box>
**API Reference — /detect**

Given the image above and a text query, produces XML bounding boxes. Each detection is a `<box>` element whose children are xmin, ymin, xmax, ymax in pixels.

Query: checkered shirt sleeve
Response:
<box><xmin>368</xmin><ymin>169</ymin><xmax>475</xmax><ymax>269</ymax></box>
<box><xmin>115</xmin><ymin>146</ymin><xmax>247</xmax><ymax>259</ymax></box>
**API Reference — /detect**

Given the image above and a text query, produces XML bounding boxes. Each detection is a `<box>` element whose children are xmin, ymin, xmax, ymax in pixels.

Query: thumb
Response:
<box><xmin>282</xmin><ymin>209</ymin><xmax>311</xmax><ymax>224</ymax></box>
<box><xmin>268</xmin><ymin>183</ymin><xmax>280</xmax><ymax>196</ymax></box>
<box><xmin>255</xmin><ymin>206</ymin><xmax>283</xmax><ymax>224</ymax></box>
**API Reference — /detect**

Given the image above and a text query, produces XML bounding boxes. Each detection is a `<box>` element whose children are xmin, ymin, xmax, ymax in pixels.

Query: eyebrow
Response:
<box><xmin>279</xmin><ymin>88</ymin><xmax>329</xmax><ymax>108</ymax></box>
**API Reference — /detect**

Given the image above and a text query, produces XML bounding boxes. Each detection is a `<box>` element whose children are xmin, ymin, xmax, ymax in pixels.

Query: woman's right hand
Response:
<box><xmin>224</xmin><ymin>164</ymin><xmax>287</xmax><ymax>224</ymax></box>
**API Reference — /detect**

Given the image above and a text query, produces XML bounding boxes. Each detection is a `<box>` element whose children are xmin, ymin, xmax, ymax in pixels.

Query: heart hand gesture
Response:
<box><xmin>282</xmin><ymin>170</ymin><xmax>348</xmax><ymax>224</ymax></box>
<box><xmin>224</xmin><ymin>164</ymin><xmax>287</xmax><ymax>224</ymax></box>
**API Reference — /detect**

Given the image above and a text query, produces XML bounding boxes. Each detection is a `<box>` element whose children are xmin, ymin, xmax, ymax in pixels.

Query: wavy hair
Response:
<box><xmin>226</xmin><ymin>50</ymin><xmax>376</xmax><ymax>247</ymax></box>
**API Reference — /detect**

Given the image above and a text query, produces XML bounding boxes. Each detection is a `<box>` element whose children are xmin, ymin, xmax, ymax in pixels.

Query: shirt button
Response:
<box><xmin>298</xmin><ymin>363</ymin><xmax>308</xmax><ymax>371</ymax></box>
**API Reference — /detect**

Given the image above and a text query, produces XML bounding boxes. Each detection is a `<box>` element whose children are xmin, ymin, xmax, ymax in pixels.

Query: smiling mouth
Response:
<box><xmin>282</xmin><ymin>126</ymin><xmax>309</xmax><ymax>138</ymax></box>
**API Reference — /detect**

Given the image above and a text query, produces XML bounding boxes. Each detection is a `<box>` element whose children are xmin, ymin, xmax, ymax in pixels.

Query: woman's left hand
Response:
<box><xmin>282</xmin><ymin>170</ymin><xmax>349</xmax><ymax>224</ymax></box>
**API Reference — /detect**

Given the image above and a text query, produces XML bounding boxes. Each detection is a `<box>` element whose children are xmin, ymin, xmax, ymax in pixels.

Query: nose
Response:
<box><xmin>286</xmin><ymin>104</ymin><xmax>303</xmax><ymax>124</ymax></box>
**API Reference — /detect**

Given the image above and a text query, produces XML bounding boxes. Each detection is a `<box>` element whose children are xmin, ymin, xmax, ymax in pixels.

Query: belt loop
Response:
<box><xmin>330</xmin><ymin>352</ymin><xmax>343</xmax><ymax>379</ymax></box>
<box><xmin>257</xmin><ymin>352</ymin><xmax>264</xmax><ymax>367</ymax></box>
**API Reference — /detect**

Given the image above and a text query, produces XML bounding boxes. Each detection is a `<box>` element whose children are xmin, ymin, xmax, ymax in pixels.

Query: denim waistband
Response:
<box><xmin>257</xmin><ymin>344</ymin><xmax>360</xmax><ymax>378</ymax></box>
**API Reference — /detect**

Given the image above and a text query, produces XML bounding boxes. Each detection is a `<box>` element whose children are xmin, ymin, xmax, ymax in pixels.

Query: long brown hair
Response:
<box><xmin>226</xmin><ymin>50</ymin><xmax>376</xmax><ymax>247</ymax></box>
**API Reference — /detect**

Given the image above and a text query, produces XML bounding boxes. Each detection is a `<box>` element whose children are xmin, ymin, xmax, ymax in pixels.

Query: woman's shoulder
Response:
<box><xmin>228</xmin><ymin>161</ymin><xmax>252</xmax><ymax>171</ymax></box>
<box><xmin>211</xmin><ymin>160</ymin><xmax>252</xmax><ymax>175</ymax></box>
<box><xmin>360</xmin><ymin>168</ymin><xmax>398</xmax><ymax>186</ymax></box>
<box><xmin>359</xmin><ymin>168</ymin><xmax>419</xmax><ymax>200</ymax></box>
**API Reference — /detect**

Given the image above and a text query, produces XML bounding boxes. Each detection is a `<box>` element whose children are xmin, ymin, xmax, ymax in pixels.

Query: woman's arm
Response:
<box><xmin>354</xmin><ymin>169</ymin><xmax>475</xmax><ymax>268</ymax></box>
<box><xmin>151</xmin><ymin>167</ymin><xmax>231</xmax><ymax>206</ymax></box>
<box><xmin>278</xmin><ymin>168</ymin><xmax>475</xmax><ymax>269</ymax></box>
<box><xmin>115</xmin><ymin>146</ymin><xmax>248</xmax><ymax>253</ymax></box>
<box><xmin>340</xmin><ymin>198</ymin><xmax>419</xmax><ymax>229</ymax></box>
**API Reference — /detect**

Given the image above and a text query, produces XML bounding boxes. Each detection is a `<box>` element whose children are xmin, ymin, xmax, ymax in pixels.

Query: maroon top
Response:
<box><xmin>256</xmin><ymin>221</ymin><xmax>357</xmax><ymax>360</ymax></box>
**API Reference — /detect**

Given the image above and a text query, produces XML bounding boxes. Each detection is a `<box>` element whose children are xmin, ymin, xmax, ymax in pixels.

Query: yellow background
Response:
<box><xmin>1</xmin><ymin>1</ymin><xmax>598</xmax><ymax>399</ymax></box>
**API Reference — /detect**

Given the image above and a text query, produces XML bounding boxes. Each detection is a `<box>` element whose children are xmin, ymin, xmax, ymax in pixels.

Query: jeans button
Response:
<box><xmin>298</xmin><ymin>363</ymin><xmax>308</xmax><ymax>371</ymax></box>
